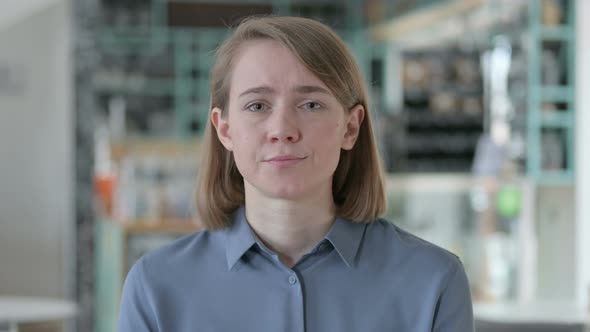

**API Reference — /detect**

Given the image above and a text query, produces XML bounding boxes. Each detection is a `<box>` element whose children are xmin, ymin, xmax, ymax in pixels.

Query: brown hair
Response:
<box><xmin>196</xmin><ymin>16</ymin><xmax>386</xmax><ymax>230</ymax></box>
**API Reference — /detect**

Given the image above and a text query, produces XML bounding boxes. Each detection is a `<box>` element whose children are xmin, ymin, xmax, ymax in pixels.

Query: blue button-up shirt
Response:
<box><xmin>118</xmin><ymin>207</ymin><xmax>474</xmax><ymax>331</ymax></box>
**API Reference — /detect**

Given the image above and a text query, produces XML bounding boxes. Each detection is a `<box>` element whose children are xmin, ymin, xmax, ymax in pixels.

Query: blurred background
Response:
<box><xmin>0</xmin><ymin>0</ymin><xmax>589</xmax><ymax>331</ymax></box>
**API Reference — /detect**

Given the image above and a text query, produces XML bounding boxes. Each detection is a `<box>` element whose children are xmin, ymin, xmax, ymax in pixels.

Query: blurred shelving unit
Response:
<box><xmin>527</xmin><ymin>0</ymin><xmax>576</xmax><ymax>184</ymax></box>
<box><xmin>525</xmin><ymin>0</ymin><xmax>582</xmax><ymax>308</ymax></box>
<box><xmin>369</xmin><ymin>0</ymin><xmax>576</xmax><ymax>178</ymax></box>
<box><xmin>94</xmin><ymin>0</ymin><xmax>231</xmax><ymax>137</ymax></box>
<box><xmin>398</xmin><ymin>48</ymin><xmax>484</xmax><ymax>173</ymax></box>
<box><xmin>369</xmin><ymin>0</ymin><xmax>499</xmax><ymax>173</ymax></box>
<box><xmin>95</xmin><ymin>137</ymin><xmax>202</xmax><ymax>332</ymax></box>
<box><xmin>367</xmin><ymin>0</ymin><xmax>583</xmax><ymax>311</ymax></box>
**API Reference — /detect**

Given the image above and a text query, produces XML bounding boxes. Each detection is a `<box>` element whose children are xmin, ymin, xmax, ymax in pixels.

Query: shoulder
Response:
<box><xmin>131</xmin><ymin>229</ymin><xmax>226</xmax><ymax>284</ymax></box>
<box><xmin>364</xmin><ymin>218</ymin><xmax>463</xmax><ymax>277</ymax></box>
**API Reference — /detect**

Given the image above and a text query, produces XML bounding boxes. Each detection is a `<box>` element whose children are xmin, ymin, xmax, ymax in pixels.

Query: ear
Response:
<box><xmin>341</xmin><ymin>104</ymin><xmax>365</xmax><ymax>150</ymax></box>
<box><xmin>211</xmin><ymin>107</ymin><xmax>233</xmax><ymax>151</ymax></box>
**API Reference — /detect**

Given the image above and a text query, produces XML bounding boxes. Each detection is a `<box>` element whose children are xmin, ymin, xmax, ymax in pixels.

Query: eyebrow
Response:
<box><xmin>238</xmin><ymin>85</ymin><xmax>331</xmax><ymax>98</ymax></box>
<box><xmin>294</xmin><ymin>85</ymin><xmax>331</xmax><ymax>95</ymax></box>
<box><xmin>239</xmin><ymin>86</ymin><xmax>275</xmax><ymax>98</ymax></box>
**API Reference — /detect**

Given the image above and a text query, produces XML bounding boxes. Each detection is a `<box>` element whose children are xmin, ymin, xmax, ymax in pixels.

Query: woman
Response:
<box><xmin>119</xmin><ymin>16</ymin><xmax>474</xmax><ymax>332</ymax></box>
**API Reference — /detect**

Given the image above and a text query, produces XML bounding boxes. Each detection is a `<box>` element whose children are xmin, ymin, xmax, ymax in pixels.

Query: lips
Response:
<box><xmin>264</xmin><ymin>155</ymin><xmax>307</xmax><ymax>168</ymax></box>
<box><xmin>267</xmin><ymin>155</ymin><xmax>303</xmax><ymax>161</ymax></box>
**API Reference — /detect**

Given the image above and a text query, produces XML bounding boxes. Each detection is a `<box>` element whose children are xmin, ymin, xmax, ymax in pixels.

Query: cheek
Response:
<box><xmin>231</xmin><ymin>147</ymin><xmax>255</xmax><ymax>181</ymax></box>
<box><xmin>232</xmin><ymin>138</ymin><xmax>255</xmax><ymax>164</ymax></box>
<box><xmin>309</xmin><ymin>121</ymin><xmax>345</xmax><ymax>163</ymax></box>
<box><xmin>310</xmin><ymin>119</ymin><xmax>345</xmax><ymax>144</ymax></box>
<box><xmin>228</xmin><ymin>114</ymin><xmax>261</xmax><ymax>147</ymax></box>
<box><xmin>228</xmin><ymin>128</ymin><xmax>260</xmax><ymax>174</ymax></box>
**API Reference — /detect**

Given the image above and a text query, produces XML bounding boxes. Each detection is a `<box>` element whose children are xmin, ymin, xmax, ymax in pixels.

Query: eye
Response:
<box><xmin>246</xmin><ymin>103</ymin><xmax>267</xmax><ymax>112</ymax></box>
<box><xmin>302</xmin><ymin>101</ymin><xmax>322</xmax><ymax>111</ymax></box>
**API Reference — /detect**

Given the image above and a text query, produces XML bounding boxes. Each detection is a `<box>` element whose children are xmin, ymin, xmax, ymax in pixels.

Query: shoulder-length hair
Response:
<box><xmin>196</xmin><ymin>16</ymin><xmax>386</xmax><ymax>230</ymax></box>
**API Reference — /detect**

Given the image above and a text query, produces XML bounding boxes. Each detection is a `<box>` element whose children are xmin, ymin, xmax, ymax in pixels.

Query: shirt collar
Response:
<box><xmin>224</xmin><ymin>207</ymin><xmax>257</xmax><ymax>271</ymax></box>
<box><xmin>223</xmin><ymin>206</ymin><xmax>367</xmax><ymax>270</ymax></box>
<box><xmin>325</xmin><ymin>216</ymin><xmax>367</xmax><ymax>268</ymax></box>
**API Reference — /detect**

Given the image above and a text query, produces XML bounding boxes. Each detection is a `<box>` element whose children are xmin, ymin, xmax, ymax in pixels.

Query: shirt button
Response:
<box><xmin>288</xmin><ymin>275</ymin><xmax>298</xmax><ymax>285</ymax></box>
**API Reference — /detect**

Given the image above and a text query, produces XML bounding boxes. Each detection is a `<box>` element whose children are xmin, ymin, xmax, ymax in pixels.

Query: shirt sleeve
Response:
<box><xmin>432</xmin><ymin>259</ymin><xmax>475</xmax><ymax>332</ymax></box>
<box><xmin>118</xmin><ymin>257</ymin><xmax>158</xmax><ymax>332</ymax></box>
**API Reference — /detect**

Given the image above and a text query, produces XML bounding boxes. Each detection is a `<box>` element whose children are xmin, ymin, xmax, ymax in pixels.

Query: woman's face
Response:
<box><xmin>212</xmin><ymin>39</ymin><xmax>363</xmax><ymax>201</ymax></box>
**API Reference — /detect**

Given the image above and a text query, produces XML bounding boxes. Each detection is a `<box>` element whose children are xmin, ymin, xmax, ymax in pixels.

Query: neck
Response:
<box><xmin>244</xmin><ymin>182</ymin><xmax>336</xmax><ymax>268</ymax></box>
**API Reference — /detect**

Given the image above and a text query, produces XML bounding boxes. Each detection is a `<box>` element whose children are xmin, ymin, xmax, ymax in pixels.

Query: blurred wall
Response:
<box><xmin>0</xmin><ymin>0</ymin><xmax>73</xmax><ymax>299</ymax></box>
<box><xmin>0</xmin><ymin>0</ymin><xmax>63</xmax><ymax>31</ymax></box>
<box><xmin>575</xmin><ymin>0</ymin><xmax>590</xmax><ymax>309</ymax></box>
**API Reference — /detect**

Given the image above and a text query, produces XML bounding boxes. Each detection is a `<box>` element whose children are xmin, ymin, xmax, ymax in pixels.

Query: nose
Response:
<box><xmin>267</xmin><ymin>107</ymin><xmax>301</xmax><ymax>143</ymax></box>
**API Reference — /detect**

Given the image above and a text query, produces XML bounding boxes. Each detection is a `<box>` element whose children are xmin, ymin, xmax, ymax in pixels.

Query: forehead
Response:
<box><xmin>229</xmin><ymin>39</ymin><xmax>330</xmax><ymax>95</ymax></box>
